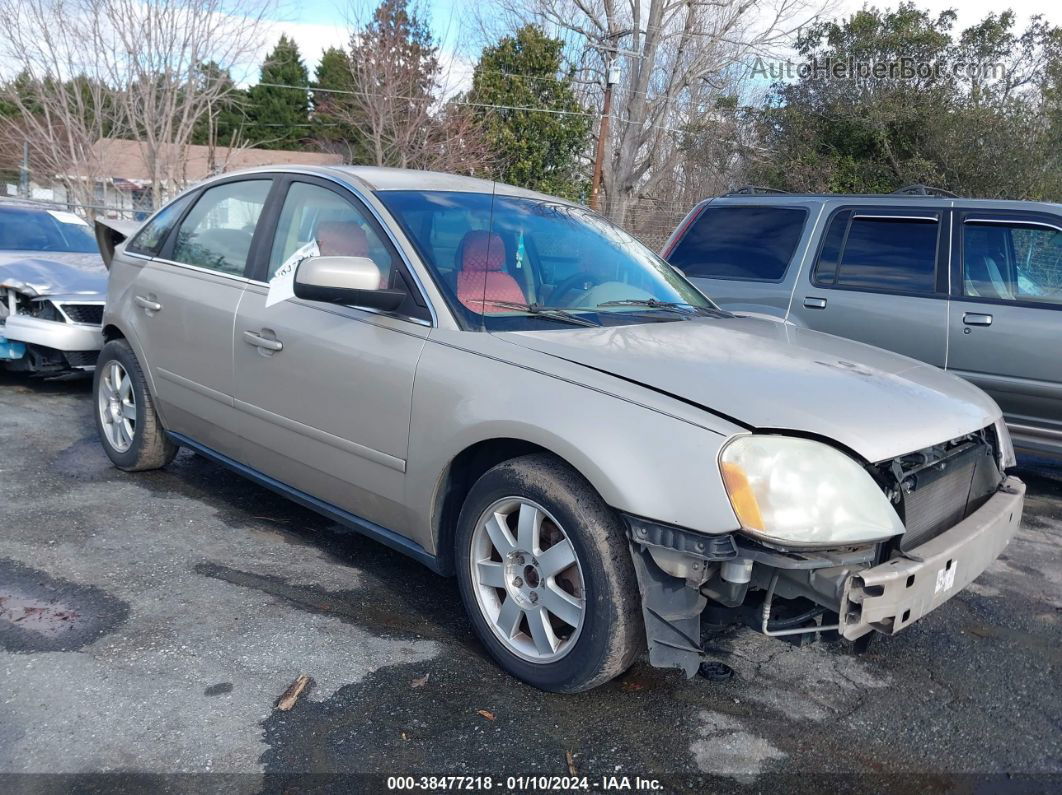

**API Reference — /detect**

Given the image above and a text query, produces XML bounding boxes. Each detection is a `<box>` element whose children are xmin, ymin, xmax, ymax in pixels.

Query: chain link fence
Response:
<box><xmin>0</xmin><ymin>172</ymin><xmax>154</xmax><ymax>221</ymax></box>
<box><xmin>620</xmin><ymin>199</ymin><xmax>698</xmax><ymax>253</ymax></box>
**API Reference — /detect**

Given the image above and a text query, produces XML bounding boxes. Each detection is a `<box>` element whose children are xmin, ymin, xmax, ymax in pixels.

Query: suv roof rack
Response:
<box><xmin>891</xmin><ymin>184</ymin><xmax>958</xmax><ymax>198</ymax></box>
<box><xmin>723</xmin><ymin>185</ymin><xmax>791</xmax><ymax>196</ymax></box>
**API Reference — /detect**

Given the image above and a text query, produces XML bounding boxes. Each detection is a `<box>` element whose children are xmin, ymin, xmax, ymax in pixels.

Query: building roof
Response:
<box><xmin>91</xmin><ymin>139</ymin><xmax>343</xmax><ymax>183</ymax></box>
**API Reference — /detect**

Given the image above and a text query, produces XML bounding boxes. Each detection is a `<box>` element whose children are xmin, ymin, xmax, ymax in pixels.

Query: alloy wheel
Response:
<box><xmin>469</xmin><ymin>497</ymin><xmax>586</xmax><ymax>663</ymax></box>
<box><xmin>98</xmin><ymin>360</ymin><xmax>136</xmax><ymax>453</ymax></box>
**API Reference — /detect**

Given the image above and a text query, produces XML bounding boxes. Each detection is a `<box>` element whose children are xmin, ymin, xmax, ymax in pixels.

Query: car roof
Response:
<box><xmin>700</xmin><ymin>193</ymin><xmax>1062</xmax><ymax>214</ymax></box>
<box><xmin>0</xmin><ymin>197</ymin><xmax>59</xmax><ymax>213</ymax></box>
<box><xmin>189</xmin><ymin>164</ymin><xmax>580</xmax><ymax>206</ymax></box>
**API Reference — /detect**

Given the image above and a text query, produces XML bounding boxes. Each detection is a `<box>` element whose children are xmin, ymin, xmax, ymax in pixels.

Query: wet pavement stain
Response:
<box><xmin>0</xmin><ymin>558</ymin><xmax>129</xmax><ymax>653</ymax></box>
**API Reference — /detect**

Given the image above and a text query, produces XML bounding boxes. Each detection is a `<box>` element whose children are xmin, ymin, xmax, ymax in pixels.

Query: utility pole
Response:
<box><xmin>19</xmin><ymin>141</ymin><xmax>30</xmax><ymax>198</ymax></box>
<box><xmin>590</xmin><ymin>59</ymin><xmax>621</xmax><ymax>213</ymax></box>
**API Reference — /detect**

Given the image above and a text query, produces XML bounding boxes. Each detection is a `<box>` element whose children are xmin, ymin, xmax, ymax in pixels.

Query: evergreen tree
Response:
<box><xmin>311</xmin><ymin>46</ymin><xmax>363</xmax><ymax>161</ymax></box>
<box><xmin>191</xmin><ymin>62</ymin><xmax>248</xmax><ymax>148</ymax></box>
<box><xmin>246</xmin><ymin>34</ymin><xmax>309</xmax><ymax>150</ymax></box>
<box><xmin>467</xmin><ymin>25</ymin><xmax>590</xmax><ymax>199</ymax></box>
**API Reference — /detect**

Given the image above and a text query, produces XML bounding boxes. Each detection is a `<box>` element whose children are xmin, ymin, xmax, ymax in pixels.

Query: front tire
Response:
<box><xmin>93</xmin><ymin>339</ymin><xmax>178</xmax><ymax>471</ymax></box>
<box><xmin>454</xmin><ymin>454</ymin><xmax>643</xmax><ymax>692</ymax></box>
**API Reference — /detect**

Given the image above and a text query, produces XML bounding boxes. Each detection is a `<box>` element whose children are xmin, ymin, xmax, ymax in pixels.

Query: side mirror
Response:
<box><xmin>293</xmin><ymin>255</ymin><xmax>405</xmax><ymax>312</ymax></box>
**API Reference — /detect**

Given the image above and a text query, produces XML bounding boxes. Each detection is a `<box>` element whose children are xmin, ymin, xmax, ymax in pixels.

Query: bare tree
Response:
<box><xmin>325</xmin><ymin>0</ymin><xmax>493</xmax><ymax>173</ymax></box>
<box><xmin>0</xmin><ymin>0</ymin><xmax>115</xmax><ymax>211</ymax></box>
<box><xmin>0</xmin><ymin>0</ymin><xmax>272</xmax><ymax>212</ymax></box>
<box><xmin>95</xmin><ymin>0</ymin><xmax>272</xmax><ymax>206</ymax></box>
<box><xmin>490</xmin><ymin>0</ymin><xmax>829</xmax><ymax>224</ymax></box>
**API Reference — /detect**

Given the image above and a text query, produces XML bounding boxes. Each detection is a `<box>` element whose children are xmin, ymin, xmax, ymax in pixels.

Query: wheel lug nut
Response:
<box><xmin>529</xmin><ymin>592</ymin><xmax>539</xmax><ymax>604</ymax></box>
<box><xmin>512</xmin><ymin>577</ymin><xmax>523</xmax><ymax>588</ymax></box>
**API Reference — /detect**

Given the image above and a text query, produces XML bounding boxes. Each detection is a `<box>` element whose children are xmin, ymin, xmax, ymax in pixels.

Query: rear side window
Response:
<box><xmin>170</xmin><ymin>180</ymin><xmax>272</xmax><ymax>276</ymax></box>
<box><xmin>667</xmin><ymin>206</ymin><xmax>806</xmax><ymax>281</ymax></box>
<box><xmin>126</xmin><ymin>193</ymin><xmax>195</xmax><ymax>256</ymax></box>
<box><xmin>963</xmin><ymin>219</ymin><xmax>1062</xmax><ymax>305</ymax></box>
<box><xmin>814</xmin><ymin>213</ymin><xmax>939</xmax><ymax>294</ymax></box>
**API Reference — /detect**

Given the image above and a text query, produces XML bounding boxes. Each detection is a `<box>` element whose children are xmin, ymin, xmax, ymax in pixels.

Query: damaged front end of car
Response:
<box><xmin>1</xmin><ymin>262</ymin><xmax>105</xmax><ymax>375</ymax></box>
<box><xmin>626</xmin><ymin>422</ymin><xmax>1025</xmax><ymax>676</ymax></box>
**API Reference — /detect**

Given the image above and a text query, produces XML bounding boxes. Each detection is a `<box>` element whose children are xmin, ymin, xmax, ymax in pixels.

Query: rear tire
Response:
<box><xmin>94</xmin><ymin>339</ymin><xmax>178</xmax><ymax>471</ymax></box>
<box><xmin>454</xmin><ymin>454</ymin><xmax>643</xmax><ymax>692</ymax></box>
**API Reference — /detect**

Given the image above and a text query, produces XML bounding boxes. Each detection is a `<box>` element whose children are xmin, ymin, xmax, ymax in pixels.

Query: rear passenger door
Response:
<box><xmin>124</xmin><ymin>178</ymin><xmax>273</xmax><ymax>454</ymax></box>
<box><xmin>948</xmin><ymin>211</ymin><xmax>1062</xmax><ymax>451</ymax></box>
<box><xmin>791</xmin><ymin>207</ymin><xmax>949</xmax><ymax>366</ymax></box>
<box><xmin>664</xmin><ymin>203</ymin><xmax>811</xmax><ymax>317</ymax></box>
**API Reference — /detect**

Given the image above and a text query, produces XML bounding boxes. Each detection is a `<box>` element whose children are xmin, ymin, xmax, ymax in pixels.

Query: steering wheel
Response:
<box><xmin>550</xmin><ymin>273</ymin><xmax>604</xmax><ymax>306</ymax></box>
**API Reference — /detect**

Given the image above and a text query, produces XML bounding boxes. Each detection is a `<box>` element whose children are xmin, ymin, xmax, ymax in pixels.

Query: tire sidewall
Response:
<box><xmin>455</xmin><ymin>456</ymin><xmax>637</xmax><ymax>692</ymax></box>
<box><xmin>93</xmin><ymin>340</ymin><xmax>151</xmax><ymax>470</ymax></box>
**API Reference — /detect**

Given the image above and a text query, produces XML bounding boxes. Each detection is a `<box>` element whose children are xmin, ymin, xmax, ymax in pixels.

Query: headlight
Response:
<box><xmin>993</xmin><ymin>418</ymin><xmax>1016</xmax><ymax>469</ymax></box>
<box><xmin>718</xmin><ymin>435</ymin><xmax>904</xmax><ymax>548</ymax></box>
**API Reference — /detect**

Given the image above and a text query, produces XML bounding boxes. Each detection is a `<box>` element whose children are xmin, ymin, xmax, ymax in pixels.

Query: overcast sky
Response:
<box><xmin>254</xmin><ymin>0</ymin><xmax>1062</xmax><ymax>90</ymax></box>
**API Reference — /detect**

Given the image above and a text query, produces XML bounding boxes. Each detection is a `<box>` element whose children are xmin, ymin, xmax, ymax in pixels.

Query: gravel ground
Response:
<box><xmin>1</xmin><ymin>372</ymin><xmax>1059</xmax><ymax>793</ymax></box>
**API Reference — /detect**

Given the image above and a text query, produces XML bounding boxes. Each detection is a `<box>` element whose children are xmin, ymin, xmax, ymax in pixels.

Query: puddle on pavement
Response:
<box><xmin>0</xmin><ymin>558</ymin><xmax>129</xmax><ymax>653</ymax></box>
<box><xmin>0</xmin><ymin>591</ymin><xmax>82</xmax><ymax>637</ymax></box>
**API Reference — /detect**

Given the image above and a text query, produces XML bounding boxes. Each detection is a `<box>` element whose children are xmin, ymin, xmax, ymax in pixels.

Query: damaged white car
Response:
<box><xmin>0</xmin><ymin>199</ymin><xmax>110</xmax><ymax>374</ymax></box>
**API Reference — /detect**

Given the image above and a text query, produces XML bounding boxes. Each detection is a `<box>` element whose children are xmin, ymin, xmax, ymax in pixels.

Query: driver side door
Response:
<box><xmin>233</xmin><ymin>176</ymin><xmax>431</xmax><ymax>534</ymax></box>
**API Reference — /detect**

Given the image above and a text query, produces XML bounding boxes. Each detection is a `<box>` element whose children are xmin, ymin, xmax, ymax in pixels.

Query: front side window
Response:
<box><xmin>268</xmin><ymin>182</ymin><xmax>394</xmax><ymax>285</ymax></box>
<box><xmin>171</xmin><ymin>180</ymin><xmax>271</xmax><ymax>276</ymax></box>
<box><xmin>963</xmin><ymin>219</ymin><xmax>1062</xmax><ymax>305</ymax></box>
<box><xmin>667</xmin><ymin>205</ymin><xmax>807</xmax><ymax>281</ymax></box>
<box><xmin>814</xmin><ymin>213</ymin><xmax>939</xmax><ymax>294</ymax></box>
<box><xmin>378</xmin><ymin>191</ymin><xmax>715</xmax><ymax>330</ymax></box>
<box><xmin>127</xmin><ymin>193</ymin><xmax>195</xmax><ymax>256</ymax></box>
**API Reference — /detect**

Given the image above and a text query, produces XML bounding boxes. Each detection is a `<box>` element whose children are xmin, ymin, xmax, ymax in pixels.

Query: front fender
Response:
<box><xmin>405</xmin><ymin>335</ymin><xmax>742</xmax><ymax>553</ymax></box>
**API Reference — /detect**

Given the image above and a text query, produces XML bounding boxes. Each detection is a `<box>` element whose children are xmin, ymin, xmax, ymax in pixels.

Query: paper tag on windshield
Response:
<box><xmin>47</xmin><ymin>210</ymin><xmax>89</xmax><ymax>226</ymax></box>
<box><xmin>266</xmin><ymin>241</ymin><xmax>318</xmax><ymax>307</ymax></box>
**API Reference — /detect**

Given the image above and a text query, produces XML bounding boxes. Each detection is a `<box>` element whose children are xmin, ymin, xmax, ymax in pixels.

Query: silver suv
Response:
<box><xmin>663</xmin><ymin>186</ymin><xmax>1062</xmax><ymax>456</ymax></box>
<box><xmin>94</xmin><ymin>167</ymin><xmax>1024</xmax><ymax>692</ymax></box>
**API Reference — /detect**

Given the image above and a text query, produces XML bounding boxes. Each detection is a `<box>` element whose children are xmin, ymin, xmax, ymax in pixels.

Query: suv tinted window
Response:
<box><xmin>668</xmin><ymin>206</ymin><xmax>806</xmax><ymax>280</ymax></box>
<box><xmin>815</xmin><ymin>213</ymin><xmax>938</xmax><ymax>294</ymax></box>
<box><xmin>963</xmin><ymin>219</ymin><xmax>1062</xmax><ymax>306</ymax></box>
<box><xmin>171</xmin><ymin>180</ymin><xmax>271</xmax><ymax>276</ymax></box>
<box><xmin>126</xmin><ymin>193</ymin><xmax>195</xmax><ymax>256</ymax></box>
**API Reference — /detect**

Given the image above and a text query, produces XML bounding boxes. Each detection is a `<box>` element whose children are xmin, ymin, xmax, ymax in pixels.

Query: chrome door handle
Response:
<box><xmin>242</xmin><ymin>330</ymin><xmax>283</xmax><ymax>352</ymax></box>
<box><xmin>134</xmin><ymin>295</ymin><xmax>162</xmax><ymax>312</ymax></box>
<box><xmin>803</xmin><ymin>296</ymin><xmax>827</xmax><ymax>309</ymax></box>
<box><xmin>963</xmin><ymin>312</ymin><xmax>993</xmax><ymax>326</ymax></box>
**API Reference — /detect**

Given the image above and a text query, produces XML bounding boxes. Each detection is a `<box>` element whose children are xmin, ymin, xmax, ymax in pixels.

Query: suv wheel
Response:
<box><xmin>455</xmin><ymin>454</ymin><xmax>643</xmax><ymax>692</ymax></box>
<box><xmin>94</xmin><ymin>339</ymin><xmax>178</xmax><ymax>471</ymax></box>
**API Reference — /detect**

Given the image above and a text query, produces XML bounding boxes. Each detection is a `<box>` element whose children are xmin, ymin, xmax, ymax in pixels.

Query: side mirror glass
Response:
<box><xmin>293</xmin><ymin>255</ymin><xmax>405</xmax><ymax>312</ymax></box>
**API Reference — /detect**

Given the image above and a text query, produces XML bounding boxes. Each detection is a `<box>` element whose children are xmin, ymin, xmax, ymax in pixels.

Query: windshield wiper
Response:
<box><xmin>486</xmin><ymin>300</ymin><xmax>601</xmax><ymax>327</ymax></box>
<box><xmin>597</xmin><ymin>298</ymin><xmax>732</xmax><ymax>318</ymax></box>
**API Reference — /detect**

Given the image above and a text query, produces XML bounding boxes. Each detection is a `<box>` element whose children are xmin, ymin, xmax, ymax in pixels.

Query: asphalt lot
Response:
<box><xmin>1</xmin><ymin>372</ymin><xmax>1060</xmax><ymax>792</ymax></box>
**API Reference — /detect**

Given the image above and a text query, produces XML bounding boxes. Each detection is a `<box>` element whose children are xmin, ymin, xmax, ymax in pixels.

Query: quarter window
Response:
<box><xmin>963</xmin><ymin>220</ymin><xmax>1062</xmax><ymax>306</ymax></box>
<box><xmin>814</xmin><ymin>213</ymin><xmax>939</xmax><ymax>294</ymax></box>
<box><xmin>127</xmin><ymin>193</ymin><xmax>195</xmax><ymax>256</ymax></box>
<box><xmin>667</xmin><ymin>206</ymin><xmax>807</xmax><ymax>281</ymax></box>
<box><xmin>267</xmin><ymin>182</ymin><xmax>394</xmax><ymax>284</ymax></box>
<box><xmin>171</xmin><ymin>180</ymin><xmax>271</xmax><ymax>276</ymax></box>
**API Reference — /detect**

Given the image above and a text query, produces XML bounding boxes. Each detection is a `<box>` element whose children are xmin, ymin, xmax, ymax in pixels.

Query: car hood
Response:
<box><xmin>0</xmin><ymin>251</ymin><xmax>107</xmax><ymax>297</ymax></box>
<box><xmin>495</xmin><ymin>317</ymin><xmax>1001</xmax><ymax>463</ymax></box>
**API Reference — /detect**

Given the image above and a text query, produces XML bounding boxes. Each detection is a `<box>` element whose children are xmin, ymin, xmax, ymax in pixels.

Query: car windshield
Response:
<box><xmin>377</xmin><ymin>190</ymin><xmax>718</xmax><ymax>330</ymax></box>
<box><xmin>0</xmin><ymin>206</ymin><xmax>98</xmax><ymax>253</ymax></box>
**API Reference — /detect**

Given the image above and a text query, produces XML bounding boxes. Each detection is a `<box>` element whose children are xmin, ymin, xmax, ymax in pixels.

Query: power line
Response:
<box><xmin>255</xmin><ymin>81</ymin><xmax>729</xmax><ymax>136</ymax></box>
